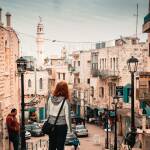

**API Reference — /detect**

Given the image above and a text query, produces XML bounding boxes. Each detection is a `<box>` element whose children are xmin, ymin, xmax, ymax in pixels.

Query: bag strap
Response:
<box><xmin>53</xmin><ymin>98</ymin><xmax>66</xmax><ymax>126</ymax></box>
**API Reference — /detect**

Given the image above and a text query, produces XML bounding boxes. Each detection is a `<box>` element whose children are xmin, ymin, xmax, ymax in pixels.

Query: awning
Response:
<box><xmin>145</xmin><ymin>107</ymin><xmax>150</xmax><ymax>116</ymax></box>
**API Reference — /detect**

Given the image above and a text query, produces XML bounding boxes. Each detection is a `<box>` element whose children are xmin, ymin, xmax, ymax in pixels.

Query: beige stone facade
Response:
<box><xmin>0</xmin><ymin>10</ymin><xmax>19</xmax><ymax>149</ymax></box>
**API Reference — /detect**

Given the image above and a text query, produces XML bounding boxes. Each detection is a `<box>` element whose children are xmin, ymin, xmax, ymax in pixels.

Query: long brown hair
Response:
<box><xmin>53</xmin><ymin>81</ymin><xmax>70</xmax><ymax>100</ymax></box>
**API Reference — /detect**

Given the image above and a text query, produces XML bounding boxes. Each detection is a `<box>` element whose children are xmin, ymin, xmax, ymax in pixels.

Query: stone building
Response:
<box><xmin>24</xmin><ymin>68</ymin><xmax>49</xmax><ymax>122</ymax></box>
<box><xmin>90</xmin><ymin>37</ymin><xmax>148</xmax><ymax>134</ymax></box>
<box><xmin>0</xmin><ymin>8</ymin><xmax>20</xmax><ymax>149</ymax></box>
<box><xmin>71</xmin><ymin>50</ymin><xmax>91</xmax><ymax>117</ymax></box>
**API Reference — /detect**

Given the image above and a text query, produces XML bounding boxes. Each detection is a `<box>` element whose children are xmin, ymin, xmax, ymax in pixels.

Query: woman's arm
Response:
<box><xmin>65</xmin><ymin>101</ymin><xmax>72</xmax><ymax>133</ymax></box>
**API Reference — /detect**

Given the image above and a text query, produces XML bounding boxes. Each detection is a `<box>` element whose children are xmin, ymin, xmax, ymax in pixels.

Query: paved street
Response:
<box><xmin>75</xmin><ymin>123</ymin><xmax>106</xmax><ymax>150</ymax></box>
<box><xmin>26</xmin><ymin>123</ymin><xmax>107</xmax><ymax>150</ymax></box>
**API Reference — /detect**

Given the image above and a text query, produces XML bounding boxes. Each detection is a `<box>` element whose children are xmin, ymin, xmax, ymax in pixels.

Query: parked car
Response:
<box><xmin>65</xmin><ymin>133</ymin><xmax>79</xmax><ymax>146</ymax></box>
<box><xmin>25</xmin><ymin>124</ymin><xmax>44</xmax><ymax>137</ymax></box>
<box><xmin>75</xmin><ymin>125</ymin><xmax>88</xmax><ymax>137</ymax></box>
<box><xmin>70</xmin><ymin>111</ymin><xmax>76</xmax><ymax>118</ymax></box>
<box><xmin>25</xmin><ymin>130</ymin><xmax>31</xmax><ymax>139</ymax></box>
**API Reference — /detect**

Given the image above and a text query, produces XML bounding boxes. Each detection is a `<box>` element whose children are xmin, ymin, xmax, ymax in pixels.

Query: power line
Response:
<box><xmin>15</xmin><ymin>30</ymin><xmax>144</xmax><ymax>44</ymax></box>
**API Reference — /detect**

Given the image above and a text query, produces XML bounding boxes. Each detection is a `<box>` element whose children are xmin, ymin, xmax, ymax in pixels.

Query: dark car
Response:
<box><xmin>65</xmin><ymin>133</ymin><xmax>79</xmax><ymax>146</ymax></box>
<box><xmin>25</xmin><ymin>124</ymin><xmax>44</xmax><ymax>137</ymax></box>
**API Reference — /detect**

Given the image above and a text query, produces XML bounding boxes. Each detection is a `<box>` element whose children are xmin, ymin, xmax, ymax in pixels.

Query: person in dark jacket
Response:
<box><xmin>47</xmin><ymin>81</ymin><xmax>72</xmax><ymax>150</ymax></box>
<box><xmin>6</xmin><ymin>108</ymin><xmax>20</xmax><ymax>150</ymax></box>
<box><xmin>72</xmin><ymin>138</ymin><xmax>80</xmax><ymax>150</ymax></box>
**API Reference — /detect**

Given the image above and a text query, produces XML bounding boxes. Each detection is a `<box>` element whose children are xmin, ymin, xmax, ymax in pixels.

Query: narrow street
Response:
<box><xmin>69</xmin><ymin>123</ymin><xmax>106</xmax><ymax>150</ymax></box>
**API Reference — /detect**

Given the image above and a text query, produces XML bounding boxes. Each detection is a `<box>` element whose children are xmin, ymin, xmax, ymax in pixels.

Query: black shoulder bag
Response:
<box><xmin>42</xmin><ymin>98</ymin><xmax>65</xmax><ymax>135</ymax></box>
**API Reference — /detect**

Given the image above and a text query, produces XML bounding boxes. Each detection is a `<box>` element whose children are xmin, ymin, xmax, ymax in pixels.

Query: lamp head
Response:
<box><xmin>127</xmin><ymin>56</ymin><xmax>138</xmax><ymax>73</ymax></box>
<box><xmin>16</xmin><ymin>57</ymin><xmax>27</xmax><ymax>73</ymax></box>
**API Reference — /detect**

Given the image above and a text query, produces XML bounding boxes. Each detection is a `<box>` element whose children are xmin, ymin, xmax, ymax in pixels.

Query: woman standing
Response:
<box><xmin>47</xmin><ymin>81</ymin><xmax>72</xmax><ymax>150</ymax></box>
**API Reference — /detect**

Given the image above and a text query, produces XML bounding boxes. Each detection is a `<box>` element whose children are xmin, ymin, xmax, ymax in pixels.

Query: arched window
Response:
<box><xmin>28</xmin><ymin>79</ymin><xmax>31</xmax><ymax>87</ymax></box>
<box><xmin>39</xmin><ymin>78</ymin><xmax>43</xmax><ymax>89</ymax></box>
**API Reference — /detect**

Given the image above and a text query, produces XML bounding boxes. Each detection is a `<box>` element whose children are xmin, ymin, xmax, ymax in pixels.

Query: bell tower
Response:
<box><xmin>36</xmin><ymin>17</ymin><xmax>44</xmax><ymax>67</ymax></box>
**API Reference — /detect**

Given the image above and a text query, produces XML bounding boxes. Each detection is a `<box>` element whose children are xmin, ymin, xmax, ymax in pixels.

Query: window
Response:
<box><xmin>74</xmin><ymin>61</ymin><xmax>76</xmax><ymax>68</ymax></box>
<box><xmin>116</xmin><ymin>58</ymin><xmax>118</xmax><ymax>70</ymax></box>
<box><xmin>63</xmin><ymin>73</ymin><xmax>65</xmax><ymax>80</ymax></box>
<box><xmin>99</xmin><ymin>87</ymin><xmax>104</xmax><ymax>98</ymax></box>
<box><xmin>100</xmin><ymin>59</ymin><xmax>101</xmax><ymax>70</ymax></box>
<box><xmin>78</xmin><ymin>61</ymin><xmax>80</xmax><ymax>66</ymax></box>
<box><xmin>87</xmin><ymin>78</ymin><xmax>90</xmax><ymax>84</ymax></box>
<box><xmin>91</xmin><ymin>53</ymin><xmax>98</xmax><ymax>70</ymax></box>
<box><xmin>90</xmin><ymin>86</ymin><xmax>94</xmax><ymax>97</ymax></box>
<box><xmin>110</xmin><ymin>58</ymin><xmax>112</xmax><ymax>69</ymax></box>
<box><xmin>108</xmin><ymin>83</ymin><xmax>116</xmax><ymax>96</ymax></box>
<box><xmin>105</xmin><ymin>58</ymin><xmax>106</xmax><ymax>69</ymax></box>
<box><xmin>78</xmin><ymin>78</ymin><xmax>80</xmax><ymax>83</ymax></box>
<box><xmin>58</xmin><ymin>73</ymin><xmax>60</xmax><ymax>79</ymax></box>
<box><xmin>28</xmin><ymin>79</ymin><xmax>31</xmax><ymax>88</ymax></box>
<box><xmin>39</xmin><ymin>78</ymin><xmax>43</xmax><ymax>89</ymax></box>
<box><xmin>113</xmin><ymin>58</ymin><xmax>115</xmax><ymax>71</ymax></box>
<box><xmin>102</xmin><ymin>59</ymin><xmax>104</xmax><ymax>70</ymax></box>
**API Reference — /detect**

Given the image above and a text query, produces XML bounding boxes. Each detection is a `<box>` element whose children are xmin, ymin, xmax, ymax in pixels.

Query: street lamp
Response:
<box><xmin>127</xmin><ymin>56</ymin><xmax>138</xmax><ymax>131</ymax></box>
<box><xmin>112</xmin><ymin>96</ymin><xmax>120</xmax><ymax>150</ymax></box>
<box><xmin>16</xmin><ymin>57</ymin><xmax>27</xmax><ymax>150</ymax></box>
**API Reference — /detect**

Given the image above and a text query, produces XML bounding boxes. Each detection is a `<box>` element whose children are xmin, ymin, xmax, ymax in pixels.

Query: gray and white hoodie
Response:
<box><xmin>47</xmin><ymin>96</ymin><xmax>72</xmax><ymax>133</ymax></box>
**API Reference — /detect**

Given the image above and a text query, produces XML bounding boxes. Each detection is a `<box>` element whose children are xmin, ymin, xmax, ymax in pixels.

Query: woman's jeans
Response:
<box><xmin>49</xmin><ymin>124</ymin><xmax>67</xmax><ymax>150</ymax></box>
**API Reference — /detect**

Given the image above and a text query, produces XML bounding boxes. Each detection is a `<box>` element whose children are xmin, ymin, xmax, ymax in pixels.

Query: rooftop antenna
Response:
<box><xmin>39</xmin><ymin>16</ymin><xmax>42</xmax><ymax>22</ymax></box>
<box><xmin>134</xmin><ymin>3</ymin><xmax>138</xmax><ymax>38</ymax></box>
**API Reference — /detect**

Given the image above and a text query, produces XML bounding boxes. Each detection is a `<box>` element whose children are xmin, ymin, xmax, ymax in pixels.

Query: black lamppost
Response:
<box><xmin>127</xmin><ymin>56</ymin><xmax>138</xmax><ymax>131</ymax></box>
<box><xmin>112</xmin><ymin>96</ymin><xmax>120</xmax><ymax>150</ymax></box>
<box><xmin>16</xmin><ymin>57</ymin><xmax>27</xmax><ymax>150</ymax></box>
<box><xmin>105</xmin><ymin>105</ymin><xmax>109</xmax><ymax>149</ymax></box>
<box><xmin>81</xmin><ymin>91</ymin><xmax>85</xmax><ymax>126</ymax></box>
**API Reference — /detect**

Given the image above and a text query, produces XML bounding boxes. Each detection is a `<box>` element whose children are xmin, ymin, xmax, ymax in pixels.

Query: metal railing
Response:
<box><xmin>26</xmin><ymin>139</ymin><xmax>49</xmax><ymax>150</ymax></box>
<box><xmin>99</xmin><ymin>70</ymin><xmax>119</xmax><ymax>79</ymax></box>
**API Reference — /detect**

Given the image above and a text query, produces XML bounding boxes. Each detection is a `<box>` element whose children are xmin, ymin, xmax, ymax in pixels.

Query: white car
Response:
<box><xmin>25</xmin><ymin>130</ymin><xmax>31</xmax><ymax>139</ymax></box>
<box><xmin>75</xmin><ymin>125</ymin><xmax>88</xmax><ymax>137</ymax></box>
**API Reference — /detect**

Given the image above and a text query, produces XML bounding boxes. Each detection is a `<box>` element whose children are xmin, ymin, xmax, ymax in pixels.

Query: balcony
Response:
<box><xmin>143</xmin><ymin>13</ymin><xmax>150</xmax><ymax>33</ymax></box>
<box><xmin>72</xmin><ymin>67</ymin><xmax>80</xmax><ymax>75</ymax></box>
<box><xmin>99</xmin><ymin>70</ymin><xmax>119</xmax><ymax>80</ymax></box>
<box><xmin>138</xmin><ymin>88</ymin><xmax>150</xmax><ymax>101</ymax></box>
<box><xmin>91</xmin><ymin>69</ymin><xmax>99</xmax><ymax>77</ymax></box>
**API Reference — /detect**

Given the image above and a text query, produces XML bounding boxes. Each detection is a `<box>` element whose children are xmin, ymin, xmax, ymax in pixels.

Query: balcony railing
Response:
<box><xmin>91</xmin><ymin>69</ymin><xmax>99</xmax><ymax>77</ymax></box>
<box><xmin>138</xmin><ymin>88</ymin><xmax>150</xmax><ymax>101</ymax></box>
<box><xmin>99</xmin><ymin>70</ymin><xmax>119</xmax><ymax>79</ymax></box>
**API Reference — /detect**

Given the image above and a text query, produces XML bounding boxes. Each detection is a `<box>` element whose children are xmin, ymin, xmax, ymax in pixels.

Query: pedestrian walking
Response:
<box><xmin>47</xmin><ymin>81</ymin><xmax>72</xmax><ymax>150</ymax></box>
<box><xmin>6</xmin><ymin>108</ymin><xmax>20</xmax><ymax>150</ymax></box>
<box><xmin>72</xmin><ymin>138</ymin><xmax>80</xmax><ymax>150</ymax></box>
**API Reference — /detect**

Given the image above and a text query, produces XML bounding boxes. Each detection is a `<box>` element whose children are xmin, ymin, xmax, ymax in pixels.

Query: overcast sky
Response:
<box><xmin>0</xmin><ymin>0</ymin><xmax>148</xmax><ymax>57</ymax></box>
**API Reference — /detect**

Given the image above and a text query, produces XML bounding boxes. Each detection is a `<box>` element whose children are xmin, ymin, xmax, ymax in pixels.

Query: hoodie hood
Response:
<box><xmin>51</xmin><ymin>96</ymin><xmax>65</xmax><ymax>105</ymax></box>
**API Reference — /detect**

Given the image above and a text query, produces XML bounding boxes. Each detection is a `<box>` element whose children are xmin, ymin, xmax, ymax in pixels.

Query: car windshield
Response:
<box><xmin>33</xmin><ymin>126</ymin><xmax>40</xmax><ymax>129</ymax></box>
<box><xmin>67</xmin><ymin>133</ymin><xmax>76</xmax><ymax>138</ymax></box>
<box><xmin>76</xmin><ymin>125</ymin><xmax>85</xmax><ymax>130</ymax></box>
